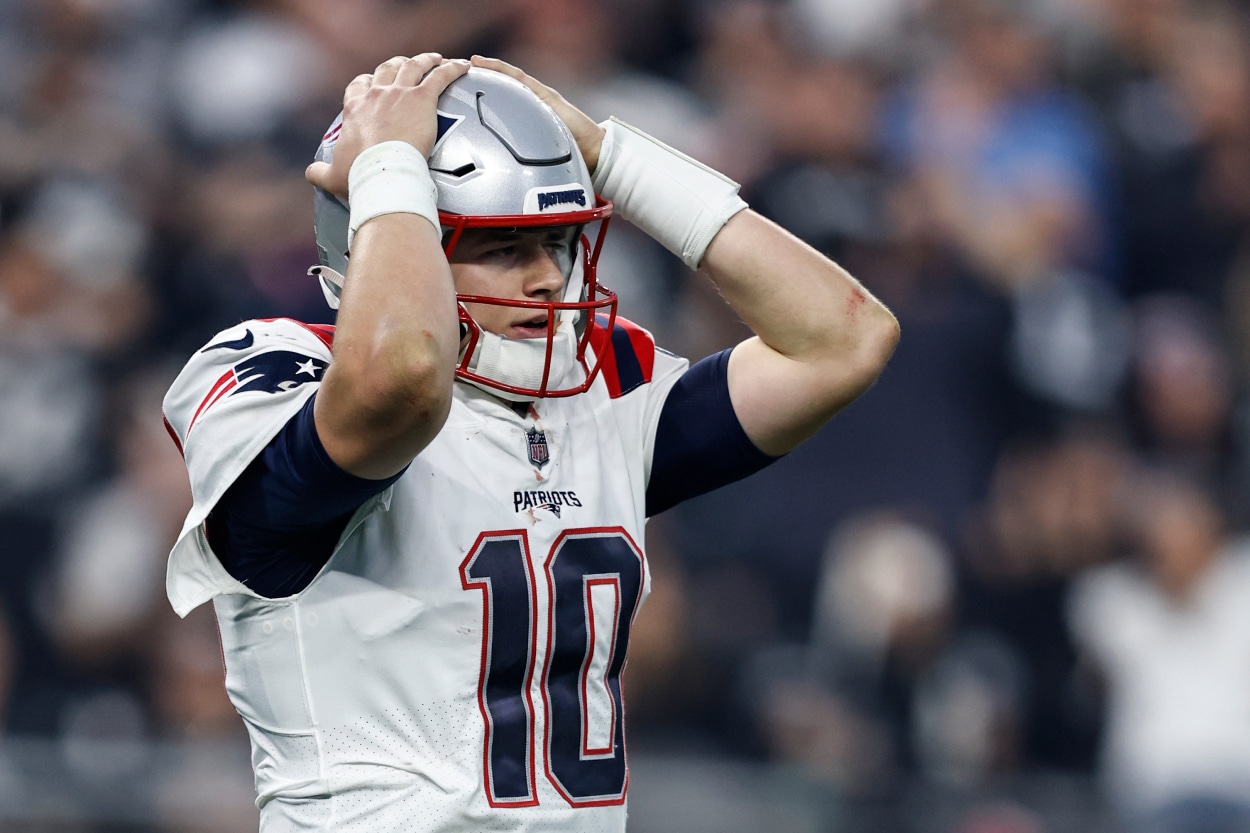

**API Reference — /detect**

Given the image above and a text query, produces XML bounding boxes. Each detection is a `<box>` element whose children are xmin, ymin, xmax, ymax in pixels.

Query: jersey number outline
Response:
<box><xmin>460</xmin><ymin>527</ymin><xmax>645</xmax><ymax>808</ymax></box>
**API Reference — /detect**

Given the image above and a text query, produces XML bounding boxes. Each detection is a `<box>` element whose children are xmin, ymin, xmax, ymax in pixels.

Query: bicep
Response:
<box><xmin>726</xmin><ymin>336</ymin><xmax>880</xmax><ymax>457</ymax></box>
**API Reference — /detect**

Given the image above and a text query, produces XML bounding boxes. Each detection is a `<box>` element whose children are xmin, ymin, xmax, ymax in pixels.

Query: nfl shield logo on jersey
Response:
<box><xmin>526</xmin><ymin>428</ymin><xmax>549</xmax><ymax>468</ymax></box>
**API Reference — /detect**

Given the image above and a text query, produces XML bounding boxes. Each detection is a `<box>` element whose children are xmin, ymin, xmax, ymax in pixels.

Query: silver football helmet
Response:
<box><xmin>310</xmin><ymin>67</ymin><xmax>617</xmax><ymax>400</ymax></box>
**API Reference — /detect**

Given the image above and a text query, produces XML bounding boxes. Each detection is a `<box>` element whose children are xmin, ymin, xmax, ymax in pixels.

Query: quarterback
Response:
<box><xmin>162</xmin><ymin>53</ymin><xmax>898</xmax><ymax>831</ymax></box>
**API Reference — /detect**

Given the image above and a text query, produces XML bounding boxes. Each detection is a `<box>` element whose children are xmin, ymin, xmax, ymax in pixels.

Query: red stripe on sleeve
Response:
<box><xmin>188</xmin><ymin>369</ymin><xmax>237</xmax><ymax>436</ymax></box>
<box><xmin>163</xmin><ymin>415</ymin><xmax>185</xmax><ymax>458</ymax></box>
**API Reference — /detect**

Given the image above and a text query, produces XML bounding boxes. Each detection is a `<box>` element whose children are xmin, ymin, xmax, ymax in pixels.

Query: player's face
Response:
<box><xmin>448</xmin><ymin>226</ymin><xmax>577</xmax><ymax>339</ymax></box>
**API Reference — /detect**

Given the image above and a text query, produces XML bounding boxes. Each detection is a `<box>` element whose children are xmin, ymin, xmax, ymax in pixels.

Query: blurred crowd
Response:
<box><xmin>2</xmin><ymin>0</ymin><xmax>1250</xmax><ymax>830</ymax></box>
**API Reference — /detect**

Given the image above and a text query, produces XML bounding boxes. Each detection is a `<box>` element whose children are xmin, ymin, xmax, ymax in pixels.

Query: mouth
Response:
<box><xmin>510</xmin><ymin>313</ymin><xmax>551</xmax><ymax>339</ymax></box>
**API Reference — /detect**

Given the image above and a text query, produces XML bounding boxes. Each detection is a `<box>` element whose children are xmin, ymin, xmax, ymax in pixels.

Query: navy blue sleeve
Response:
<box><xmin>206</xmin><ymin>394</ymin><xmax>405</xmax><ymax>598</ymax></box>
<box><xmin>645</xmin><ymin>349</ymin><xmax>781</xmax><ymax>517</ymax></box>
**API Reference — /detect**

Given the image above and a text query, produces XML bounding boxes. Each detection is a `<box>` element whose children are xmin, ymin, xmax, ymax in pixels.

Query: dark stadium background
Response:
<box><xmin>2</xmin><ymin>0</ymin><xmax>1249</xmax><ymax>830</ymax></box>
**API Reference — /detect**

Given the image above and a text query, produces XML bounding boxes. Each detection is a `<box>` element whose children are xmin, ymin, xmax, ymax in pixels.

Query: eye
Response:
<box><xmin>543</xmin><ymin>230</ymin><xmax>578</xmax><ymax>254</ymax></box>
<box><xmin>482</xmin><ymin>243</ymin><xmax>519</xmax><ymax>260</ymax></box>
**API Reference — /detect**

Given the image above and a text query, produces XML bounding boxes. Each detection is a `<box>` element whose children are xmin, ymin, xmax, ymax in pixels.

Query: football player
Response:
<box><xmin>162</xmin><ymin>53</ymin><xmax>898</xmax><ymax>831</ymax></box>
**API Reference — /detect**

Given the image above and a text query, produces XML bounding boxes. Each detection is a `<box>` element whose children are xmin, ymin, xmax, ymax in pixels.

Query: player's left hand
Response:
<box><xmin>470</xmin><ymin>55</ymin><xmax>606</xmax><ymax>173</ymax></box>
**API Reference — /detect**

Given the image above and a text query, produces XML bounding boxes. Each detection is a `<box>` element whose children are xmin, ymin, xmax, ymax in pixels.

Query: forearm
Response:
<box><xmin>588</xmin><ymin>118</ymin><xmax>894</xmax><ymax>361</ymax></box>
<box><xmin>300</xmin><ymin>56</ymin><xmax>472</xmax><ymax>478</ymax></box>
<box><xmin>702</xmin><ymin>211</ymin><xmax>899</xmax><ymax>455</ymax></box>
<box><xmin>701</xmin><ymin>210</ymin><xmax>895</xmax><ymax>365</ymax></box>
<box><xmin>316</xmin><ymin>213</ymin><xmax>459</xmax><ymax>479</ymax></box>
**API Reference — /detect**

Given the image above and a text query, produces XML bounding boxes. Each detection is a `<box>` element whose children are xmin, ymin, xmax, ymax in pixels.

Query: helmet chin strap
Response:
<box><xmin>309</xmin><ymin>265</ymin><xmax>345</xmax><ymax>309</ymax></box>
<box><xmin>461</xmin><ymin>315</ymin><xmax>580</xmax><ymax>402</ymax></box>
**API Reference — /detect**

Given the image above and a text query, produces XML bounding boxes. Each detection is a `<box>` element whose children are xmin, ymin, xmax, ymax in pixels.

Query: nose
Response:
<box><xmin>522</xmin><ymin>245</ymin><xmax>566</xmax><ymax>298</ymax></box>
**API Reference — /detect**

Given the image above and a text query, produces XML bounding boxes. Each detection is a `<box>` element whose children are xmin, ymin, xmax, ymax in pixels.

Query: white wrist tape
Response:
<box><xmin>592</xmin><ymin>117</ymin><xmax>747</xmax><ymax>270</ymax></box>
<box><xmin>347</xmin><ymin>140</ymin><xmax>440</xmax><ymax>250</ymax></box>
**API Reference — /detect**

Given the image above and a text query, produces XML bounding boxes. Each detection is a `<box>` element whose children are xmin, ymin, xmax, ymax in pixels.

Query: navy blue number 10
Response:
<box><xmin>460</xmin><ymin>528</ymin><xmax>645</xmax><ymax>808</ymax></box>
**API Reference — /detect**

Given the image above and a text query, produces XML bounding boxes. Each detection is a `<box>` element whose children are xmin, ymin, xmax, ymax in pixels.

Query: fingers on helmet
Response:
<box><xmin>373</xmin><ymin>55</ymin><xmax>415</xmax><ymax>85</ymax></box>
<box><xmin>344</xmin><ymin>73</ymin><xmax>372</xmax><ymax>103</ymax></box>
<box><xmin>471</xmin><ymin>55</ymin><xmax>521</xmax><ymax>78</ymax></box>
<box><xmin>421</xmin><ymin>58</ymin><xmax>471</xmax><ymax>92</ymax></box>
<box><xmin>304</xmin><ymin>161</ymin><xmax>329</xmax><ymax>187</ymax></box>
<box><xmin>471</xmin><ymin>56</ymin><xmax>547</xmax><ymax>96</ymax></box>
<box><xmin>393</xmin><ymin>58</ymin><xmax>425</xmax><ymax>86</ymax></box>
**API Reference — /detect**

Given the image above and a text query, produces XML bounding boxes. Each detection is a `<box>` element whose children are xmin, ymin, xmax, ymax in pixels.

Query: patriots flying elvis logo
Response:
<box><xmin>188</xmin><ymin>351</ymin><xmax>328</xmax><ymax>435</ymax></box>
<box><xmin>230</xmin><ymin>351</ymin><xmax>326</xmax><ymax>394</ymax></box>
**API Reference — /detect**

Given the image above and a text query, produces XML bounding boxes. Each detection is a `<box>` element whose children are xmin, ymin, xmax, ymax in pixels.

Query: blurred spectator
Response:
<box><xmin>746</xmin><ymin>512</ymin><xmax>958</xmax><ymax>793</ymax></box>
<box><xmin>148</xmin><ymin>145</ymin><xmax>329</xmax><ymax>358</ymax></box>
<box><xmin>790</xmin><ymin>0</ymin><xmax>921</xmax><ymax>60</ymax></box>
<box><xmin>273</xmin><ymin>0</ymin><xmax>507</xmax><ymax>83</ymax></box>
<box><xmin>1121</xmin><ymin>294</ymin><xmax>1250</xmax><ymax>525</ymax></box>
<box><xmin>673</xmin><ymin>167</ymin><xmax>1028</xmax><ymax>649</ymax></box>
<box><xmin>500</xmin><ymin>0</ymin><xmax>717</xmax><ymax>159</ymax></box>
<box><xmin>742</xmin><ymin>55</ymin><xmax>887</xmax><ymax>266</ymax></box>
<box><xmin>0</xmin><ymin>0</ymin><xmax>180</xmax><ymax>190</ymax></box>
<box><xmin>748</xmin><ymin>512</ymin><xmax>1038</xmax><ymax>794</ymax></box>
<box><xmin>0</xmin><ymin>175</ymin><xmax>155</xmax><ymax>734</ymax></box>
<box><xmin>688</xmin><ymin>0</ymin><xmax>796</xmax><ymax>185</ymax></box>
<box><xmin>961</xmin><ymin>431</ymin><xmax>1129</xmax><ymax>771</ymax></box>
<box><xmin>911</xmin><ymin>630</ymin><xmax>1030</xmax><ymax>787</ymax></box>
<box><xmin>882</xmin><ymin>0</ymin><xmax>1115</xmax><ymax>292</ymax></box>
<box><xmin>881</xmin><ymin>0</ymin><xmax>1130</xmax><ymax>416</ymax></box>
<box><xmin>1</xmin><ymin>0</ymin><xmax>1250</xmax><ymax>828</ymax></box>
<box><xmin>1068</xmin><ymin>467</ymin><xmax>1250</xmax><ymax>833</ymax></box>
<box><xmin>813</xmin><ymin>513</ymin><xmax>955</xmax><ymax>673</ymax></box>
<box><xmin>1078</xmin><ymin>0</ymin><xmax>1250</xmax><ymax>310</ymax></box>
<box><xmin>167</xmin><ymin>6</ymin><xmax>329</xmax><ymax>151</ymax></box>
<box><xmin>618</xmin><ymin>515</ymin><xmax>699</xmax><ymax>742</ymax></box>
<box><xmin>50</xmin><ymin>365</ymin><xmax>189</xmax><ymax>672</ymax></box>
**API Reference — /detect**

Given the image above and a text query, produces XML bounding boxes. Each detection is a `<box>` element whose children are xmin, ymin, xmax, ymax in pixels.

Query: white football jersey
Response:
<box><xmin>163</xmin><ymin>316</ymin><xmax>688</xmax><ymax>832</ymax></box>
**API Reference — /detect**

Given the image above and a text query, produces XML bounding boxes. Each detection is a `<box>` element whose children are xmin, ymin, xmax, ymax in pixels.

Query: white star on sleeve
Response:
<box><xmin>296</xmin><ymin>358</ymin><xmax>320</xmax><ymax>377</ymax></box>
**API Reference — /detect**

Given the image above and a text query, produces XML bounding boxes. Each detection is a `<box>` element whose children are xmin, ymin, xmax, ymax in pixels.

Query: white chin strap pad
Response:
<box><xmin>464</xmin><ymin>319</ymin><xmax>579</xmax><ymax>401</ymax></box>
<box><xmin>592</xmin><ymin>117</ymin><xmax>748</xmax><ymax>270</ymax></box>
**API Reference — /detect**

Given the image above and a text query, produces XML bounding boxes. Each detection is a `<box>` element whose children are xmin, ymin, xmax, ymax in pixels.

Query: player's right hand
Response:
<box><xmin>305</xmin><ymin>53</ymin><xmax>471</xmax><ymax>199</ymax></box>
<box><xmin>470</xmin><ymin>55</ymin><xmax>606</xmax><ymax>172</ymax></box>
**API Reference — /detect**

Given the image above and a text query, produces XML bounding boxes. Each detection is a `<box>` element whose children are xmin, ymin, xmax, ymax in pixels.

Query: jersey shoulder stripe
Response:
<box><xmin>589</xmin><ymin>315</ymin><xmax>656</xmax><ymax>399</ymax></box>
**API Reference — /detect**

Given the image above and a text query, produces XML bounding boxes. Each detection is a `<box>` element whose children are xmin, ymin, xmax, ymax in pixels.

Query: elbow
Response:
<box><xmin>330</xmin><ymin>340</ymin><xmax>456</xmax><ymax>436</ymax></box>
<box><xmin>849</xmin><ymin>305</ymin><xmax>900</xmax><ymax>385</ymax></box>
<box><xmin>314</xmin><ymin>321</ymin><xmax>460</xmax><ymax>478</ymax></box>
<box><xmin>801</xmin><ymin>307</ymin><xmax>899</xmax><ymax>417</ymax></box>
<box><xmin>363</xmin><ymin>350</ymin><xmax>455</xmax><ymax>429</ymax></box>
<box><xmin>870</xmin><ymin>308</ymin><xmax>902</xmax><ymax>371</ymax></box>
